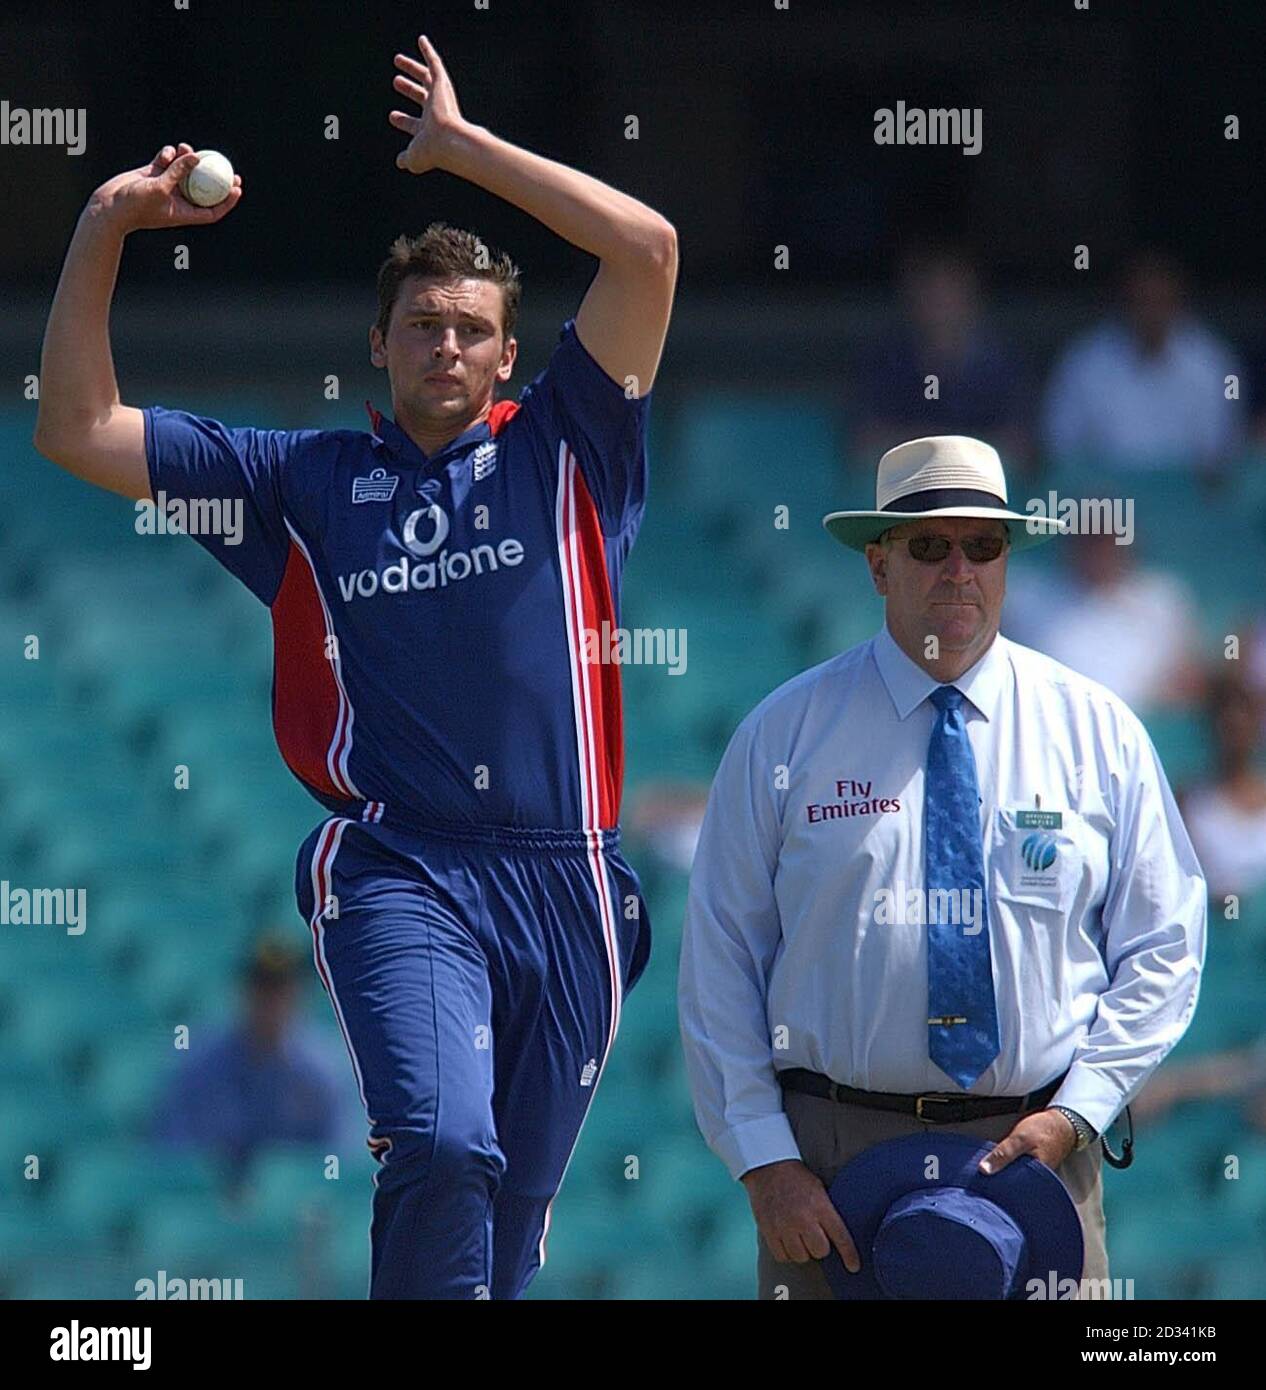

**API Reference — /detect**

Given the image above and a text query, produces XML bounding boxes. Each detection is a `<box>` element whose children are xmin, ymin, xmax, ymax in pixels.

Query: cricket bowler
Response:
<box><xmin>32</xmin><ymin>33</ymin><xmax>677</xmax><ymax>1299</ymax></box>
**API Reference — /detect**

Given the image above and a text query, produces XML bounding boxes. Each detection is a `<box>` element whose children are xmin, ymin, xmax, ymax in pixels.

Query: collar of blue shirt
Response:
<box><xmin>367</xmin><ymin>407</ymin><xmax>492</xmax><ymax>468</ymax></box>
<box><xmin>872</xmin><ymin>621</ymin><xmax>1008</xmax><ymax>723</ymax></box>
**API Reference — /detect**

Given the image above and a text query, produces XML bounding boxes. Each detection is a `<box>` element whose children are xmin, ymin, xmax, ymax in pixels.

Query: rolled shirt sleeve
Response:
<box><xmin>1051</xmin><ymin>713</ymin><xmax>1207</xmax><ymax>1134</ymax></box>
<box><xmin>678</xmin><ymin>710</ymin><xmax>802</xmax><ymax>1181</ymax></box>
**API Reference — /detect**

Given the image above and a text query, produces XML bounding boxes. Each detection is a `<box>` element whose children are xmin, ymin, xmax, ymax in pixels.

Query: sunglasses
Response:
<box><xmin>888</xmin><ymin>533</ymin><xmax>1007</xmax><ymax>563</ymax></box>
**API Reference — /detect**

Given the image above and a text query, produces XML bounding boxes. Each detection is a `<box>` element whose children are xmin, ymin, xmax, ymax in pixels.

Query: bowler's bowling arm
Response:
<box><xmin>33</xmin><ymin>203</ymin><xmax>150</xmax><ymax>503</ymax></box>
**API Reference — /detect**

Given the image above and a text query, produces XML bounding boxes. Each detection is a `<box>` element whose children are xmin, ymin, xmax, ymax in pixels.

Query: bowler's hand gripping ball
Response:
<box><xmin>180</xmin><ymin>150</ymin><xmax>234</xmax><ymax>208</ymax></box>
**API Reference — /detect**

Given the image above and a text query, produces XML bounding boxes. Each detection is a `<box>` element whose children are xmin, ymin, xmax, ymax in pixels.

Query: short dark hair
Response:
<box><xmin>242</xmin><ymin>936</ymin><xmax>302</xmax><ymax>989</ymax></box>
<box><xmin>374</xmin><ymin>222</ymin><xmax>521</xmax><ymax>342</ymax></box>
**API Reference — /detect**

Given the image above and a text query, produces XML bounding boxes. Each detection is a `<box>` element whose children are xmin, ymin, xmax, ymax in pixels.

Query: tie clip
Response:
<box><xmin>928</xmin><ymin>1015</ymin><xmax>968</xmax><ymax>1026</ymax></box>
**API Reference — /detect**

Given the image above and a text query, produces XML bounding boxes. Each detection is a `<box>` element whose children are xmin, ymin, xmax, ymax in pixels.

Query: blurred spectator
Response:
<box><xmin>626</xmin><ymin>781</ymin><xmax>709</xmax><ymax>876</ymax></box>
<box><xmin>852</xmin><ymin>242</ymin><xmax>1031</xmax><ymax>469</ymax></box>
<box><xmin>1179</xmin><ymin>671</ymin><xmax>1266</xmax><ymax>902</ymax></box>
<box><xmin>1002</xmin><ymin>528</ymin><xmax>1205</xmax><ymax>714</ymax></box>
<box><xmin>152</xmin><ymin>937</ymin><xmax>356</xmax><ymax>1184</ymax></box>
<box><xmin>1132</xmin><ymin>1037</ymin><xmax>1266</xmax><ymax>1134</ymax></box>
<box><xmin>1244</xmin><ymin>618</ymin><xmax>1266</xmax><ymax>711</ymax></box>
<box><xmin>1042</xmin><ymin>249</ymin><xmax>1243</xmax><ymax>473</ymax></box>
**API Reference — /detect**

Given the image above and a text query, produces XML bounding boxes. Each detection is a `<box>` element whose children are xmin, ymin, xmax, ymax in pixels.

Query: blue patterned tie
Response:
<box><xmin>924</xmin><ymin>685</ymin><xmax>999</xmax><ymax>1088</ymax></box>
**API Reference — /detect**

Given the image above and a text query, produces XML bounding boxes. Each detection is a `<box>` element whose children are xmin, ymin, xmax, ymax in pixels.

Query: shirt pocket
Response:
<box><xmin>990</xmin><ymin>807</ymin><xmax>1088</xmax><ymax>917</ymax></box>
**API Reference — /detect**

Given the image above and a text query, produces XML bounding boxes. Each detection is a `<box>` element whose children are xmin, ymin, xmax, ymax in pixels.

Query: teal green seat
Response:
<box><xmin>90</xmin><ymin>1033</ymin><xmax>178</xmax><ymax>1130</ymax></box>
<box><xmin>636</xmin><ymin>1133</ymin><xmax>747</xmax><ymax>1240</ymax></box>
<box><xmin>608</xmin><ymin>1249</ymin><xmax>718</xmax><ymax>1299</ymax></box>
<box><xmin>1142</xmin><ymin>710</ymin><xmax>1211</xmax><ymax>788</ymax></box>
<box><xmin>675</xmin><ymin>395</ymin><xmax>843</xmax><ymax>530</ymax></box>
<box><xmin>0</xmin><ymin>1082</ymin><xmax>85</xmax><ymax>1175</ymax></box>
<box><xmin>623</xmin><ymin>716</ymin><xmax>720</xmax><ymax>785</ymax></box>
<box><xmin>10</xmin><ymin>977</ymin><xmax>154</xmax><ymax>1064</ymax></box>
<box><xmin>609</xmin><ymin>986</ymin><xmax>682</xmax><ymax>1082</ymax></box>
<box><xmin>1103</xmin><ymin>1116</ymin><xmax>1223</xmax><ymax>1203</ymax></box>
<box><xmin>240</xmin><ymin>1143</ymin><xmax>362</xmax><ymax>1236</ymax></box>
<box><xmin>698</xmin><ymin>1209</ymin><xmax>760</xmax><ymax>1290</ymax></box>
<box><xmin>133</xmin><ymin>1196</ymin><xmax>288</xmax><ymax>1270</ymax></box>
<box><xmin>57</xmin><ymin>1139</ymin><xmax>220</xmax><ymax>1235</ymax></box>
<box><xmin>10</xmin><ymin>1256</ymin><xmax>137</xmax><ymax>1301</ymax></box>
<box><xmin>1200</xmin><ymin>1248</ymin><xmax>1266</xmax><ymax>1298</ymax></box>
<box><xmin>527</xmin><ymin>1188</ymin><xmax>661</xmax><ymax>1298</ymax></box>
<box><xmin>1170</xmin><ymin>959</ymin><xmax>1266</xmax><ymax>1057</ymax></box>
<box><xmin>568</xmin><ymin>1080</ymin><xmax>682</xmax><ymax>1191</ymax></box>
<box><xmin>625</xmin><ymin>512</ymin><xmax>743</xmax><ymax>598</ymax></box>
<box><xmin>1210</xmin><ymin>1134</ymin><xmax>1266</xmax><ymax>1219</ymax></box>
<box><xmin>1106</xmin><ymin>1195</ymin><xmax>1225</xmax><ymax>1289</ymax></box>
<box><xmin>625</xmin><ymin>597</ymin><xmax>803</xmax><ymax>733</ymax></box>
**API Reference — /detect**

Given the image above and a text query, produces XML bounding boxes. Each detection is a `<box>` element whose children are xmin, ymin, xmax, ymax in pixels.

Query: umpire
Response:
<box><xmin>678</xmin><ymin>436</ymin><xmax>1207</xmax><ymax>1299</ymax></box>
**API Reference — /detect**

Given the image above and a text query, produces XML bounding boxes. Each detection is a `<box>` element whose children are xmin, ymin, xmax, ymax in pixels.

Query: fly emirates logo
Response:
<box><xmin>336</xmin><ymin>503</ymin><xmax>525</xmax><ymax>602</ymax></box>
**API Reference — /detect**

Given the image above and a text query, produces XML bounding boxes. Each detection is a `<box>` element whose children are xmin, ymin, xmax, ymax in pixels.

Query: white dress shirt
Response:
<box><xmin>678</xmin><ymin>624</ymin><xmax>1207</xmax><ymax>1180</ymax></box>
<box><xmin>1003</xmin><ymin>566</ymin><xmax>1202</xmax><ymax>714</ymax></box>
<box><xmin>1041</xmin><ymin>318</ymin><xmax>1242</xmax><ymax>469</ymax></box>
<box><xmin>1182</xmin><ymin>782</ymin><xmax>1266</xmax><ymax>901</ymax></box>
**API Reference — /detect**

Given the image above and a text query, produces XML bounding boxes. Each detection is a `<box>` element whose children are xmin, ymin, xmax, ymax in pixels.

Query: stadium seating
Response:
<box><xmin>4</xmin><ymin>404</ymin><xmax>1266</xmax><ymax>1301</ymax></box>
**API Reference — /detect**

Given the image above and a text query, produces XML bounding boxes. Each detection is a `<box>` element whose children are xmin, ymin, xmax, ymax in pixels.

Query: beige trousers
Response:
<box><xmin>756</xmin><ymin>1088</ymin><xmax>1108</xmax><ymax>1300</ymax></box>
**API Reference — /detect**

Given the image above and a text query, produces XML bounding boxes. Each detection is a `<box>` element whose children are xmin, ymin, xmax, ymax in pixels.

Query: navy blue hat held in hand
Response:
<box><xmin>822</xmin><ymin>1132</ymin><xmax>1084</xmax><ymax>1299</ymax></box>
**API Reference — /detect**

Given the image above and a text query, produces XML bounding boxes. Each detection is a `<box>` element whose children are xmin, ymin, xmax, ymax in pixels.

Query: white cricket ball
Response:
<box><xmin>180</xmin><ymin>149</ymin><xmax>235</xmax><ymax>208</ymax></box>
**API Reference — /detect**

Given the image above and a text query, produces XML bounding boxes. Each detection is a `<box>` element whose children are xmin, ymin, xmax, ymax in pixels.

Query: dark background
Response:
<box><xmin>4</xmin><ymin>1</ymin><xmax>1265</xmax><ymax>295</ymax></box>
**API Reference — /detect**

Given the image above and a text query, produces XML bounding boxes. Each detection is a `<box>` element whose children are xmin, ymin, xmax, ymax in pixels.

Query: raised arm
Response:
<box><xmin>389</xmin><ymin>34</ymin><xmax>677</xmax><ymax>395</ymax></box>
<box><xmin>32</xmin><ymin>144</ymin><xmax>243</xmax><ymax>501</ymax></box>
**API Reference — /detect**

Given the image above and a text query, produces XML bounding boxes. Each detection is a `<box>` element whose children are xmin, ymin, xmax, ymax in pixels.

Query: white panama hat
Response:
<box><xmin>822</xmin><ymin>435</ymin><xmax>1067</xmax><ymax>554</ymax></box>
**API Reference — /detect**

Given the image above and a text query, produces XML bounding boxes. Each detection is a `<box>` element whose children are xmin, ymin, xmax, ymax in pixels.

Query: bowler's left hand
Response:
<box><xmin>390</xmin><ymin>34</ymin><xmax>468</xmax><ymax>174</ymax></box>
<box><xmin>978</xmin><ymin>1109</ymin><xmax>1077</xmax><ymax>1174</ymax></box>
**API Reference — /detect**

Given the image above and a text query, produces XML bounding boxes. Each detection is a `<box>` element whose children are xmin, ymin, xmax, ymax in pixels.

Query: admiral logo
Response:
<box><xmin>336</xmin><ymin>502</ymin><xmax>525</xmax><ymax>601</ymax></box>
<box><xmin>472</xmin><ymin>441</ymin><xmax>498</xmax><ymax>480</ymax></box>
<box><xmin>353</xmin><ymin>468</ymin><xmax>399</xmax><ymax>503</ymax></box>
<box><xmin>580</xmin><ymin>1057</ymin><xmax>598</xmax><ymax>1087</ymax></box>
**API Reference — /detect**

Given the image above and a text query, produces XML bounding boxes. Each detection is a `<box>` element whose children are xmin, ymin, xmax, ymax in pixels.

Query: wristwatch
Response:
<box><xmin>1051</xmin><ymin>1105</ymin><xmax>1096</xmax><ymax>1152</ymax></box>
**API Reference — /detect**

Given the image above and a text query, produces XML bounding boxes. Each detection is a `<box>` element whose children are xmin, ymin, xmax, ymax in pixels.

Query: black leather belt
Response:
<box><xmin>776</xmin><ymin>1068</ymin><xmax>1068</xmax><ymax>1124</ymax></box>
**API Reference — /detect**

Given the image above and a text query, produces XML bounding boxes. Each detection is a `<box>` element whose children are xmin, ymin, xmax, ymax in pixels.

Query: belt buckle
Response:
<box><xmin>915</xmin><ymin>1094</ymin><xmax>958</xmax><ymax>1123</ymax></box>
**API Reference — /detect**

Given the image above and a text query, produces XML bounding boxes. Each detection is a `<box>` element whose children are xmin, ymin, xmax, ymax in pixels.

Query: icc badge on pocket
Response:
<box><xmin>991</xmin><ymin>806</ymin><xmax>1083</xmax><ymax>913</ymax></box>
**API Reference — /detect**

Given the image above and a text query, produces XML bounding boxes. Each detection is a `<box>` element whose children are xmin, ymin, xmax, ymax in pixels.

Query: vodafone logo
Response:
<box><xmin>402</xmin><ymin>504</ymin><xmax>449</xmax><ymax>557</ymax></box>
<box><xmin>336</xmin><ymin>500</ymin><xmax>525</xmax><ymax>603</ymax></box>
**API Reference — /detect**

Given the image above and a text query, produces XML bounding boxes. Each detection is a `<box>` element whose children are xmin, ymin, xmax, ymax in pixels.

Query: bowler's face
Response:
<box><xmin>369</xmin><ymin>275</ymin><xmax>515</xmax><ymax>426</ymax></box>
<box><xmin>866</xmin><ymin>516</ymin><xmax>1009</xmax><ymax>673</ymax></box>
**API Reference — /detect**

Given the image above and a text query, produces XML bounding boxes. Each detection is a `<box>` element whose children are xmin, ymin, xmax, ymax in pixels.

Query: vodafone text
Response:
<box><xmin>338</xmin><ymin>538</ymin><xmax>524</xmax><ymax>601</ymax></box>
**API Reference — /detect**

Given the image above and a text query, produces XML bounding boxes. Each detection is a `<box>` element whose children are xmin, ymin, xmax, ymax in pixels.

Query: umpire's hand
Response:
<box><xmin>741</xmin><ymin>1159</ymin><xmax>862</xmax><ymax>1273</ymax></box>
